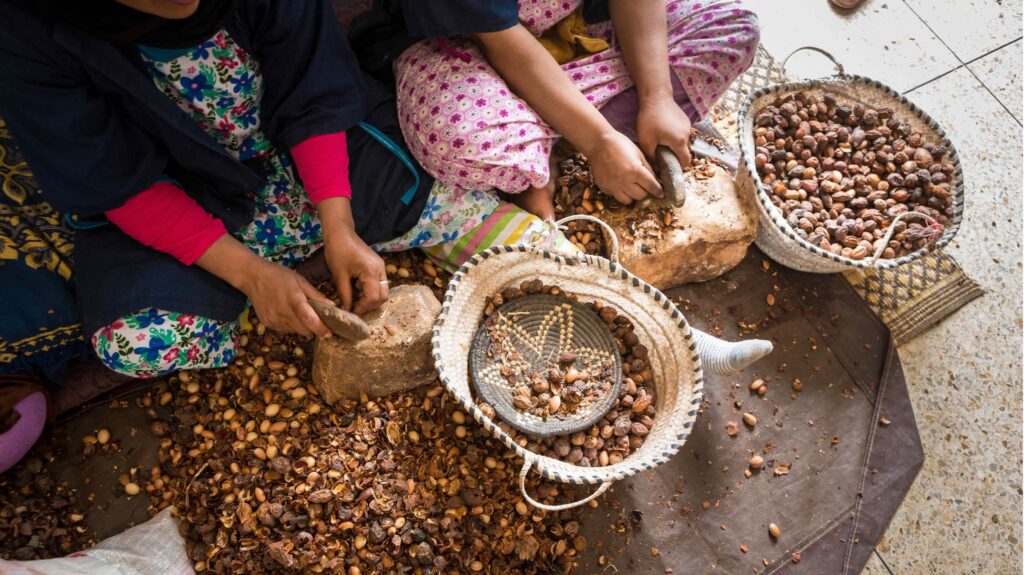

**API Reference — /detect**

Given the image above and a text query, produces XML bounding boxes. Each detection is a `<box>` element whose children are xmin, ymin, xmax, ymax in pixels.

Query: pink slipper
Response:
<box><xmin>0</xmin><ymin>391</ymin><xmax>48</xmax><ymax>473</ymax></box>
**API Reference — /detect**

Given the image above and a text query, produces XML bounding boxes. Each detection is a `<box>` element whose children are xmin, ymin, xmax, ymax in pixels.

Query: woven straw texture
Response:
<box><xmin>469</xmin><ymin>294</ymin><xmax>622</xmax><ymax>437</ymax></box>
<box><xmin>433</xmin><ymin>245</ymin><xmax>704</xmax><ymax>486</ymax></box>
<box><xmin>736</xmin><ymin>75</ymin><xmax>965</xmax><ymax>272</ymax></box>
<box><xmin>842</xmin><ymin>253</ymin><xmax>983</xmax><ymax>345</ymax></box>
<box><xmin>708</xmin><ymin>46</ymin><xmax>981</xmax><ymax>342</ymax></box>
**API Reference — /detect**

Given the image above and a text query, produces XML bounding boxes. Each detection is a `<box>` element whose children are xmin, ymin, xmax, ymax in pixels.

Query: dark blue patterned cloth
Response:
<box><xmin>0</xmin><ymin>118</ymin><xmax>88</xmax><ymax>383</ymax></box>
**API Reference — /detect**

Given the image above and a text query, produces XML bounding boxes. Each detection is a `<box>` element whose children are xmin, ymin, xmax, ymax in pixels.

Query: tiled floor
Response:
<box><xmin>745</xmin><ymin>1</ymin><xmax>1023</xmax><ymax>573</ymax></box>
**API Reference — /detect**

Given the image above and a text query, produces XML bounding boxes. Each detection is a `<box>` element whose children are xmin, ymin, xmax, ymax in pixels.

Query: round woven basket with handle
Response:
<box><xmin>736</xmin><ymin>47</ymin><xmax>965</xmax><ymax>273</ymax></box>
<box><xmin>432</xmin><ymin>216</ymin><xmax>704</xmax><ymax>510</ymax></box>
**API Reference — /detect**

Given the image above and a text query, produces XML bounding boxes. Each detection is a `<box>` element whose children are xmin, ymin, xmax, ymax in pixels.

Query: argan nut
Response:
<box><xmin>564</xmin><ymin>367</ymin><xmax>580</xmax><ymax>383</ymax></box>
<box><xmin>548</xmin><ymin>395</ymin><xmax>562</xmax><ymax>413</ymax></box>
<box><xmin>124</xmin><ymin>482</ymin><xmax>141</xmax><ymax>496</ymax></box>
<box><xmin>769</xmin><ymin>523</ymin><xmax>781</xmax><ymax>538</ymax></box>
<box><xmin>749</xmin><ymin>378</ymin><xmax>764</xmax><ymax>392</ymax></box>
<box><xmin>96</xmin><ymin>429</ymin><xmax>110</xmax><ymax>445</ymax></box>
<box><xmin>749</xmin><ymin>454</ymin><xmax>765</xmax><ymax>470</ymax></box>
<box><xmin>742</xmin><ymin>413</ymin><xmax>757</xmax><ymax>426</ymax></box>
<box><xmin>631</xmin><ymin>394</ymin><xmax>652</xmax><ymax>414</ymax></box>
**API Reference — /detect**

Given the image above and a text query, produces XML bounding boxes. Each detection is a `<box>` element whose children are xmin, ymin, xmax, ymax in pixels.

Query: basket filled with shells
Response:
<box><xmin>735</xmin><ymin>47</ymin><xmax>965</xmax><ymax>273</ymax></box>
<box><xmin>433</xmin><ymin>215</ymin><xmax>772</xmax><ymax>510</ymax></box>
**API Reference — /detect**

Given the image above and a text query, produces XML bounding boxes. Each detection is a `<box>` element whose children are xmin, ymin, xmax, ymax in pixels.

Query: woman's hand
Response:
<box><xmin>239</xmin><ymin>258</ymin><xmax>334</xmax><ymax>338</ymax></box>
<box><xmin>584</xmin><ymin>130</ymin><xmax>663</xmax><ymax>205</ymax></box>
<box><xmin>323</xmin><ymin>227</ymin><xmax>388</xmax><ymax>315</ymax></box>
<box><xmin>318</xmin><ymin>197</ymin><xmax>388</xmax><ymax>315</ymax></box>
<box><xmin>475</xmin><ymin>25</ymin><xmax>662</xmax><ymax>206</ymax></box>
<box><xmin>636</xmin><ymin>96</ymin><xmax>692</xmax><ymax>168</ymax></box>
<box><xmin>195</xmin><ymin>234</ymin><xmax>333</xmax><ymax>337</ymax></box>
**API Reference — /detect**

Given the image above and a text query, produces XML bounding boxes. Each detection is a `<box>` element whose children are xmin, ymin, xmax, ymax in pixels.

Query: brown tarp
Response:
<box><xmin>572</xmin><ymin>253</ymin><xmax>923</xmax><ymax>574</ymax></box>
<box><xmin>46</xmin><ymin>250</ymin><xmax>923</xmax><ymax>573</ymax></box>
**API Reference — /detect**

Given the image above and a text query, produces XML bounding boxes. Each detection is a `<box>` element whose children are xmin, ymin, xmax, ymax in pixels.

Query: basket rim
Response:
<box><xmin>430</xmin><ymin>243</ymin><xmax>706</xmax><ymax>485</ymax></box>
<box><xmin>736</xmin><ymin>72</ymin><xmax>965</xmax><ymax>270</ymax></box>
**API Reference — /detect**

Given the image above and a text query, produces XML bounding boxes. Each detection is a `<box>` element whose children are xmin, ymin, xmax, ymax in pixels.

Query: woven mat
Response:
<box><xmin>710</xmin><ymin>46</ymin><xmax>984</xmax><ymax>345</ymax></box>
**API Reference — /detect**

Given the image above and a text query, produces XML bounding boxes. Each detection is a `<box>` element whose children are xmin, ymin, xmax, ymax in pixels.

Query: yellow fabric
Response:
<box><xmin>536</xmin><ymin>7</ymin><xmax>609</xmax><ymax>64</ymax></box>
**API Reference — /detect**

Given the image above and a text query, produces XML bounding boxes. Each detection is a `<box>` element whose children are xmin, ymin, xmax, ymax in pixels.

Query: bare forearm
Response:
<box><xmin>610</xmin><ymin>0</ymin><xmax>672</xmax><ymax>104</ymax></box>
<box><xmin>474</xmin><ymin>25</ymin><xmax>614</xmax><ymax>156</ymax></box>
<box><xmin>315</xmin><ymin>196</ymin><xmax>356</xmax><ymax>242</ymax></box>
<box><xmin>195</xmin><ymin>233</ymin><xmax>264</xmax><ymax>293</ymax></box>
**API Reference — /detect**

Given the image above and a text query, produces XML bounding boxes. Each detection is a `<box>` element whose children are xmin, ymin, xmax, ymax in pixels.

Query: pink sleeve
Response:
<box><xmin>290</xmin><ymin>131</ymin><xmax>352</xmax><ymax>206</ymax></box>
<box><xmin>105</xmin><ymin>181</ymin><xmax>227</xmax><ymax>266</ymax></box>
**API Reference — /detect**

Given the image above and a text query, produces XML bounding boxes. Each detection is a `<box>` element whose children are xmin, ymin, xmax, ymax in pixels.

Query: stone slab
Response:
<box><xmin>312</xmin><ymin>285</ymin><xmax>441</xmax><ymax>403</ymax></box>
<box><xmin>602</xmin><ymin>164</ymin><xmax>757</xmax><ymax>288</ymax></box>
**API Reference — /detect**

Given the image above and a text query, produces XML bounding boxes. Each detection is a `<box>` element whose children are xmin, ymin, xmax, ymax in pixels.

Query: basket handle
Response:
<box><xmin>546</xmin><ymin>214</ymin><xmax>621</xmax><ymax>264</ymax></box>
<box><xmin>518</xmin><ymin>457</ymin><xmax>614</xmax><ymax>511</ymax></box>
<box><xmin>781</xmin><ymin>46</ymin><xmax>846</xmax><ymax>78</ymax></box>
<box><xmin>868</xmin><ymin>211</ymin><xmax>941</xmax><ymax>265</ymax></box>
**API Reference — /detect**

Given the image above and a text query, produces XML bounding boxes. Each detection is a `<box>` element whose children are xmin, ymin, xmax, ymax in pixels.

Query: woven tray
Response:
<box><xmin>469</xmin><ymin>294</ymin><xmax>623</xmax><ymax>437</ymax></box>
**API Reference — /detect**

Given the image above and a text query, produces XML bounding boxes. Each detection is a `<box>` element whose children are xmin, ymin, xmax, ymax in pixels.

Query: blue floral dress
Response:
<box><xmin>92</xmin><ymin>30</ymin><xmax>322</xmax><ymax>378</ymax></box>
<box><xmin>92</xmin><ymin>29</ymin><xmax>566</xmax><ymax>378</ymax></box>
<box><xmin>140</xmin><ymin>30</ymin><xmax>323</xmax><ymax>265</ymax></box>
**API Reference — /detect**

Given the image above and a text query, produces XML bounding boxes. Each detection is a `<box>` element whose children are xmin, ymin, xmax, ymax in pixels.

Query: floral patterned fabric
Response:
<box><xmin>91</xmin><ymin>310</ymin><xmax>240</xmax><ymax>377</ymax></box>
<box><xmin>141</xmin><ymin>30</ymin><xmax>322</xmax><ymax>265</ymax></box>
<box><xmin>376</xmin><ymin>181</ymin><xmax>579</xmax><ymax>268</ymax></box>
<box><xmin>96</xmin><ymin>29</ymin><xmax>542</xmax><ymax>378</ymax></box>
<box><xmin>95</xmin><ymin>30</ymin><xmax>323</xmax><ymax>378</ymax></box>
<box><xmin>373</xmin><ymin>182</ymin><xmax>499</xmax><ymax>253</ymax></box>
<box><xmin>394</xmin><ymin>0</ymin><xmax>760</xmax><ymax>193</ymax></box>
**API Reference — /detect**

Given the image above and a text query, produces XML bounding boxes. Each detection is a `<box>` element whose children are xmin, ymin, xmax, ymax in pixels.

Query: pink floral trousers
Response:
<box><xmin>394</xmin><ymin>0</ymin><xmax>760</xmax><ymax>194</ymax></box>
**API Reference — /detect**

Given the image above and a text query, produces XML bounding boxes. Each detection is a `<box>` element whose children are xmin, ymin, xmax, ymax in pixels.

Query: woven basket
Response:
<box><xmin>736</xmin><ymin>47</ymin><xmax>965</xmax><ymax>273</ymax></box>
<box><xmin>468</xmin><ymin>294</ymin><xmax>623</xmax><ymax>437</ymax></box>
<box><xmin>432</xmin><ymin>216</ymin><xmax>704</xmax><ymax>510</ymax></box>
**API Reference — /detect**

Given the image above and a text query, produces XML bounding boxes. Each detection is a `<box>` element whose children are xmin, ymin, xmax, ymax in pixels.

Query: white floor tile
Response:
<box><xmin>904</xmin><ymin>0</ymin><xmax>1024</xmax><ymax>62</ymax></box>
<box><xmin>861</xmin><ymin>552</ymin><xmax>891</xmax><ymax>575</ymax></box>
<box><xmin>882</xmin><ymin>67</ymin><xmax>1023</xmax><ymax>575</ymax></box>
<box><xmin>745</xmin><ymin>0</ymin><xmax>960</xmax><ymax>92</ymax></box>
<box><xmin>968</xmin><ymin>39</ymin><xmax>1023</xmax><ymax>123</ymax></box>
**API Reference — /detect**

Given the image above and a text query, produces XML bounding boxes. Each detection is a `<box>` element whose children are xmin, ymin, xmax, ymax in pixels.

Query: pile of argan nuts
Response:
<box><xmin>753</xmin><ymin>91</ymin><xmax>955</xmax><ymax>259</ymax></box>
<box><xmin>479</xmin><ymin>280</ymin><xmax>657</xmax><ymax>468</ymax></box>
<box><xmin>504</xmin><ymin>349</ymin><xmax>612</xmax><ymax>419</ymax></box>
<box><xmin>0</xmin><ymin>441</ymin><xmax>94</xmax><ymax>561</ymax></box>
<box><xmin>142</xmin><ymin>315</ymin><xmax>594</xmax><ymax>574</ymax></box>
